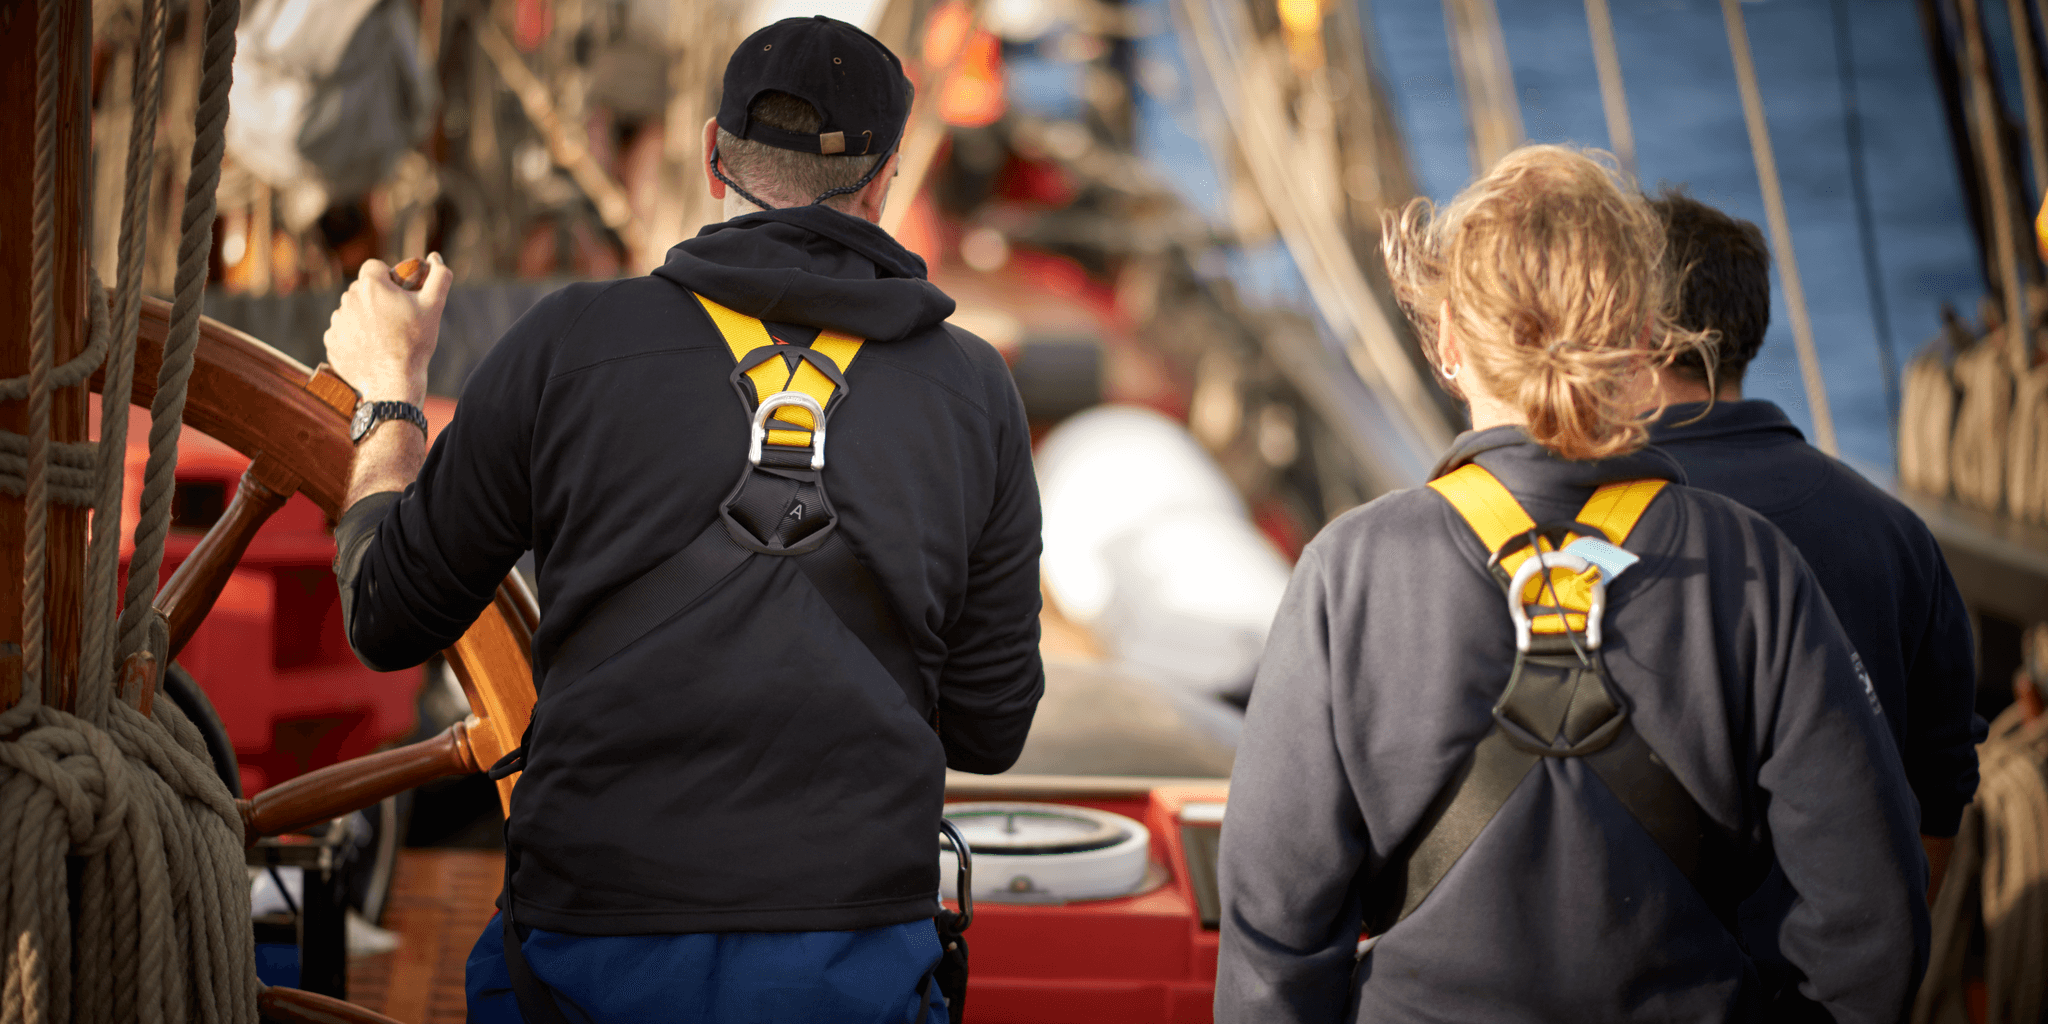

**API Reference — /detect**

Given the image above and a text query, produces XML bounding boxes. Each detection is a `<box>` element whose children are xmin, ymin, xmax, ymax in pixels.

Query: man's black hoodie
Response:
<box><xmin>335</xmin><ymin>207</ymin><xmax>1046</xmax><ymax>934</ymax></box>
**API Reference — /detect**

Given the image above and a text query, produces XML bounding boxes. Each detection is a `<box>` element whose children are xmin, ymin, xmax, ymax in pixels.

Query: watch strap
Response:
<box><xmin>352</xmin><ymin>400</ymin><xmax>429</xmax><ymax>443</ymax></box>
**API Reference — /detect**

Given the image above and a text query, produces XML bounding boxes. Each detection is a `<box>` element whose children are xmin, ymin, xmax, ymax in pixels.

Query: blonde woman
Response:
<box><xmin>1214</xmin><ymin>147</ymin><xmax>1927</xmax><ymax>1023</ymax></box>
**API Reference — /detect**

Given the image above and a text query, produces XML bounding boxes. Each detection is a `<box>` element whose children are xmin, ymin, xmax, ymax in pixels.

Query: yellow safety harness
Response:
<box><xmin>1365</xmin><ymin>464</ymin><xmax>1723</xmax><ymax>936</ymax></box>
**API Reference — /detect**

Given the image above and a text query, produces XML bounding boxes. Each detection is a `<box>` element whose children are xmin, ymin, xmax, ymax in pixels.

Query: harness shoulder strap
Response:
<box><xmin>1576</xmin><ymin>477</ymin><xmax>1666</xmax><ymax>545</ymax></box>
<box><xmin>695</xmin><ymin>293</ymin><xmax>865</xmax><ymax>448</ymax></box>
<box><xmin>1428</xmin><ymin>463</ymin><xmax>1535</xmax><ymax>555</ymax></box>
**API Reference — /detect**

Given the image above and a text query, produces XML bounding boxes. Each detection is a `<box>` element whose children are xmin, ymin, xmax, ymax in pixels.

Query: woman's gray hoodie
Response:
<box><xmin>1215</xmin><ymin>428</ymin><xmax>1928</xmax><ymax>1023</ymax></box>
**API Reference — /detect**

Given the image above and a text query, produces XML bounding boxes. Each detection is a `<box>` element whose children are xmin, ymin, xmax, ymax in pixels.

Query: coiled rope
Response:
<box><xmin>0</xmin><ymin>0</ymin><xmax>259</xmax><ymax>1019</ymax></box>
<box><xmin>1914</xmin><ymin>702</ymin><xmax>2048</xmax><ymax>1024</ymax></box>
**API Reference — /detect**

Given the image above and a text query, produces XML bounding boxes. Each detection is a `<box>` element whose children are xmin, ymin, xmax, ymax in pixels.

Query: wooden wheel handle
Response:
<box><xmin>389</xmin><ymin>257</ymin><xmax>428</xmax><ymax>291</ymax></box>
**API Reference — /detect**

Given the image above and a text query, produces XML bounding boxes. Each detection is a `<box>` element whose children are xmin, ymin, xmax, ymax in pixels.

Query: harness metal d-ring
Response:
<box><xmin>1507</xmin><ymin>551</ymin><xmax>1605</xmax><ymax>652</ymax></box>
<box><xmin>750</xmin><ymin>391</ymin><xmax>828</xmax><ymax>470</ymax></box>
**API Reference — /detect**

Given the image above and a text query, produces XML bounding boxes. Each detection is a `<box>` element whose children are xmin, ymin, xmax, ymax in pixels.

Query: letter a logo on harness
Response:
<box><xmin>1362</xmin><ymin>464</ymin><xmax>1722</xmax><ymax>937</ymax></box>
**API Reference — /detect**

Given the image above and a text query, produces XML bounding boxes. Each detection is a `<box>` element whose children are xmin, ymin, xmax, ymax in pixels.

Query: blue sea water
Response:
<box><xmin>1010</xmin><ymin>0</ymin><xmax>2001</xmax><ymax>479</ymax></box>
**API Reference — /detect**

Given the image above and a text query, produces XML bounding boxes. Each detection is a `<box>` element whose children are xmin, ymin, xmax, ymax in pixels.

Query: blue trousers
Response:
<box><xmin>465</xmin><ymin>912</ymin><xmax>948</xmax><ymax>1024</ymax></box>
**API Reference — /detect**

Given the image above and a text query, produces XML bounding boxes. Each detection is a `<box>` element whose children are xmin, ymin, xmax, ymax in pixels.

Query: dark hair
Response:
<box><xmin>1649</xmin><ymin>189</ymin><xmax>1771</xmax><ymax>388</ymax></box>
<box><xmin>716</xmin><ymin>92</ymin><xmax>883</xmax><ymax>211</ymax></box>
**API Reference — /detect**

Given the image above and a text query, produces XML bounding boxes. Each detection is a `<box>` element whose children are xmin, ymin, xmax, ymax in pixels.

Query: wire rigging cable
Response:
<box><xmin>1830</xmin><ymin>0</ymin><xmax>1903</xmax><ymax>426</ymax></box>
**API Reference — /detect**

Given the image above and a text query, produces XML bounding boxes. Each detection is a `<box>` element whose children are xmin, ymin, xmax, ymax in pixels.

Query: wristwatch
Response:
<box><xmin>350</xmin><ymin>399</ymin><xmax>429</xmax><ymax>444</ymax></box>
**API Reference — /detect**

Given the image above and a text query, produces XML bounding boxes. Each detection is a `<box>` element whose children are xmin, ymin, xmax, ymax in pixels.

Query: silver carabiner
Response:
<box><xmin>749</xmin><ymin>391</ymin><xmax>827</xmax><ymax>470</ymax></box>
<box><xmin>1507</xmin><ymin>550</ymin><xmax>1606</xmax><ymax>652</ymax></box>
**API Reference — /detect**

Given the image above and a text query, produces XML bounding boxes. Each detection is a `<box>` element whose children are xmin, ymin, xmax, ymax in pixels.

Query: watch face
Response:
<box><xmin>351</xmin><ymin>404</ymin><xmax>373</xmax><ymax>440</ymax></box>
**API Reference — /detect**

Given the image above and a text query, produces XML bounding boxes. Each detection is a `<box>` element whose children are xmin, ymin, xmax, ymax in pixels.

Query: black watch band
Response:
<box><xmin>350</xmin><ymin>400</ymin><xmax>429</xmax><ymax>444</ymax></box>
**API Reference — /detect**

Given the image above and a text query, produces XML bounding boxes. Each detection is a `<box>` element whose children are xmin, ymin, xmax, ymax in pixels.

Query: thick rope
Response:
<box><xmin>0</xmin><ymin>283</ymin><xmax>108</xmax><ymax>514</ymax></box>
<box><xmin>0</xmin><ymin>698</ymin><xmax>253</xmax><ymax>1024</ymax></box>
<box><xmin>2011</xmin><ymin>364</ymin><xmax>2048</xmax><ymax>524</ymax></box>
<box><xmin>84</xmin><ymin>0</ymin><xmax>170</xmax><ymax>719</ymax></box>
<box><xmin>1951</xmin><ymin>324</ymin><xmax>2014</xmax><ymax>512</ymax></box>
<box><xmin>1914</xmin><ymin>702</ymin><xmax>2048</xmax><ymax>1024</ymax></box>
<box><xmin>19</xmin><ymin>0</ymin><xmax>61</xmax><ymax>716</ymax></box>
<box><xmin>1899</xmin><ymin>340</ymin><xmax>1958</xmax><ymax>497</ymax></box>
<box><xmin>120</xmin><ymin>0</ymin><xmax>238</xmax><ymax>664</ymax></box>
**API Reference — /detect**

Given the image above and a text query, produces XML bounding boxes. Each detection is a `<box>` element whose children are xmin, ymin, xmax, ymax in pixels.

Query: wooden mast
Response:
<box><xmin>0</xmin><ymin>0</ymin><xmax>91</xmax><ymax>712</ymax></box>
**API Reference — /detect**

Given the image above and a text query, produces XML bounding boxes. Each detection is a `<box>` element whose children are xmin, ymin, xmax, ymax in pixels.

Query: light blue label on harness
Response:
<box><xmin>1559</xmin><ymin>536</ymin><xmax>1639</xmax><ymax>581</ymax></box>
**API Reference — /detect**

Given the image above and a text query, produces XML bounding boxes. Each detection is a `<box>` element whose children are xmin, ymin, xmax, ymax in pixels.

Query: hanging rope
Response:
<box><xmin>1900</xmin><ymin>334</ymin><xmax>1959</xmax><ymax>496</ymax></box>
<box><xmin>1721</xmin><ymin>0</ymin><xmax>1840</xmax><ymax>455</ymax></box>
<box><xmin>120</xmin><ymin>0</ymin><xmax>239</xmax><ymax>666</ymax></box>
<box><xmin>0</xmin><ymin>0</ymin><xmax>259</xmax><ymax>1019</ymax></box>
<box><xmin>1952</xmin><ymin>319</ymin><xmax>2014</xmax><ymax>511</ymax></box>
<box><xmin>1582</xmin><ymin>0</ymin><xmax>1636</xmax><ymax>184</ymax></box>
<box><xmin>1830</xmin><ymin>0</ymin><xmax>1903</xmax><ymax>427</ymax></box>
<box><xmin>87</xmin><ymin>0</ymin><xmax>172</xmax><ymax>715</ymax></box>
<box><xmin>19</xmin><ymin>0</ymin><xmax>62</xmax><ymax>712</ymax></box>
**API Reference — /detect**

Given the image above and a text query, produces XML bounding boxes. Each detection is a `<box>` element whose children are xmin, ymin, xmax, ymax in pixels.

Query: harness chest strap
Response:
<box><xmin>1368</xmin><ymin>465</ymin><xmax>1718</xmax><ymax>936</ymax></box>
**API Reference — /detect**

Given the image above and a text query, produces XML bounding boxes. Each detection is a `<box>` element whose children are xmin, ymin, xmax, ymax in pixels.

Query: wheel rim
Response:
<box><xmin>104</xmin><ymin>296</ymin><xmax>537</xmax><ymax>810</ymax></box>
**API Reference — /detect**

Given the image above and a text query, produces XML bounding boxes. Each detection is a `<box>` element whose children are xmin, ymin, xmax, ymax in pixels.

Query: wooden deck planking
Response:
<box><xmin>349</xmin><ymin>850</ymin><xmax>502</xmax><ymax>1024</ymax></box>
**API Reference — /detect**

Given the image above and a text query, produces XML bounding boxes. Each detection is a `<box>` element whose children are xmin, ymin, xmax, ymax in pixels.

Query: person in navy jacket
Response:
<box><xmin>1643</xmin><ymin>188</ymin><xmax>1982</xmax><ymax>1010</ymax></box>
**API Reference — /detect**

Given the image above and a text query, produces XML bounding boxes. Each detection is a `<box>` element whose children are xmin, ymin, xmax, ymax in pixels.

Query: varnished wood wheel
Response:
<box><xmin>101</xmin><ymin>297</ymin><xmax>541</xmax><ymax>840</ymax></box>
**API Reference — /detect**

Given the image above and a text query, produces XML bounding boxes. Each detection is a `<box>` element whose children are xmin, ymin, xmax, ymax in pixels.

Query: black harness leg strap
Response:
<box><xmin>543</xmin><ymin>520</ymin><xmax>754</xmax><ymax>694</ymax></box>
<box><xmin>795</xmin><ymin>532</ymin><xmax>928</xmax><ymax>718</ymax></box>
<box><xmin>499</xmin><ymin>841</ymin><xmax>581</xmax><ymax>1024</ymax></box>
<box><xmin>1368</xmin><ymin>730</ymin><xmax>1541</xmax><ymax>934</ymax></box>
<box><xmin>1583</xmin><ymin>726</ymin><xmax>1710</xmax><ymax>886</ymax></box>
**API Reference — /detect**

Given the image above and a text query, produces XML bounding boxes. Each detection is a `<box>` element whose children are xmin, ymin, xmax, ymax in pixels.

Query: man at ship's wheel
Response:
<box><xmin>320</xmin><ymin>16</ymin><xmax>1045</xmax><ymax>1023</ymax></box>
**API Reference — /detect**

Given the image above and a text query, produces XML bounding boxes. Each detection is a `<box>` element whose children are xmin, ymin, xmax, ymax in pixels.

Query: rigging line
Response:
<box><xmin>2013</xmin><ymin>0</ymin><xmax>2048</xmax><ymax>207</ymax></box>
<box><xmin>1958</xmin><ymin>0</ymin><xmax>2033</xmax><ymax>379</ymax></box>
<box><xmin>1830</xmin><ymin>0</ymin><xmax>1902</xmax><ymax>428</ymax></box>
<box><xmin>1442</xmin><ymin>0</ymin><xmax>1523</xmax><ymax>175</ymax></box>
<box><xmin>1582</xmin><ymin>0</ymin><xmax>1636</xmax><ymax>184</ymax></box>
<box><xmin>1720</xmin><ymin>0</ymin><xmax>1839</xmax><ymax>456</ymax></box>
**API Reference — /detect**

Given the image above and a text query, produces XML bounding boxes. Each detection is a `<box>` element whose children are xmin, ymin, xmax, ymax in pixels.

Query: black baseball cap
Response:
<box><xmin>717</xmin><ymin>16</ymin><xmax>914</xmax><ymax>159</ymax></box>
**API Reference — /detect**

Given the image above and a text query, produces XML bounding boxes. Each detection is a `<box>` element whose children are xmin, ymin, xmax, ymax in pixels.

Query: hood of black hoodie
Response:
<box><xmin>651</xmin><ymin>205</ymin><xmax>955</xmax><ymax>342</ymax></box>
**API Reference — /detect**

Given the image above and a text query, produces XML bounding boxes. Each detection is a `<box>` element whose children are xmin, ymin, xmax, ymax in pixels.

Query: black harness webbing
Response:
<box><xmin>490</xmin><ymin>294</ymin><xmax>944</xmax><ymax>1024</ymax></box>
<box><xmin>1364</xmin><ymin>466</ymin><xmax>1724</xmax><ymax>936</ymax></box>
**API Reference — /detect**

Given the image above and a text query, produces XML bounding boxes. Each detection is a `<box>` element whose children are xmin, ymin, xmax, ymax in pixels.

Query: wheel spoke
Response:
<box><xmin>238</xmin><ymin>719</ymin><xmax>481</xmax><ymax>845</ymax></box>
<box><xmin>154</xmin><ymin>454</ymin><xmax>299</xmax><ymax>661</ymax></box>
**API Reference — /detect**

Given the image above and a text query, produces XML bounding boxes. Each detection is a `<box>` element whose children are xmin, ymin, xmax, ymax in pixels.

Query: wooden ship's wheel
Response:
<box><xmin>116</xmin><ymin>299</ymin><xmax>543</xmax><ymax>845</ymax></box>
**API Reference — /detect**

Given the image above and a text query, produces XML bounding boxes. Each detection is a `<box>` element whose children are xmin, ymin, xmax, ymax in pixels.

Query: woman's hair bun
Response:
<box><xmin>1382</xmin><ymin>145</ymin><xmax>1714</xmax><ymax>461</ymax></box>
